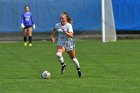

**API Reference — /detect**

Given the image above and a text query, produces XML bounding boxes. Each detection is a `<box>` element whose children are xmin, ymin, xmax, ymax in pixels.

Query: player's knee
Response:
<box><xmin>56</xmin><ymin>52</ymin><xmax>62</xmax><ymax>58</ymax></box>
<box><xmin>72</xmin><ymin>58</ymin><xmax>78</xmax><ymax>62</ymax></box>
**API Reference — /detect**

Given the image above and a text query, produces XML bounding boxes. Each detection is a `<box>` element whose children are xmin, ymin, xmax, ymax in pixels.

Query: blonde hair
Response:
<box><xmin>61</xmin><ymin>12</ymin><xmax>72</xmax><ymax>24</ymax></box>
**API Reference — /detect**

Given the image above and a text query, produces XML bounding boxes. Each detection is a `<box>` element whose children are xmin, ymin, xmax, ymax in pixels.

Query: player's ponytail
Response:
<box><xmin>67</xmin><ymin>16</ymin><xmax>72</xmax><ymax>24</ymax></box>
<box><xmin>61</xmin><ymin>12</ymin><xmax>73</xmax><ymax>24</ymax></box>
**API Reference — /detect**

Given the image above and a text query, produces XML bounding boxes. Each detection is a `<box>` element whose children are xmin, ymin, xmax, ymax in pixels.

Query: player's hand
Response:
<box><xmin>21</xmin><ymin>23</ymin><xmax>25</xmax><ymax>29</ymax></box>
<box><xmin>51</xmin><ymin>37</ymin><xmax>56</xmax><ymax>43</ymax></box>
<box><xmin>33</xmin><ymin>24</ymin><xmax>36</xmax><ymax>29</ymax></box>
<box><xmin>62</xmin><ymin>26</ymin><xmax>66</xmax><ymax>33</ymax></box>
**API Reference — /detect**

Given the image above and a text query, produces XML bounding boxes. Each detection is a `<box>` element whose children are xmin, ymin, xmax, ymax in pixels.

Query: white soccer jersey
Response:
<box><xmin>55</xmin><ymin>23</ymin><xmax>75</xmax><ymax>51</ymax></box>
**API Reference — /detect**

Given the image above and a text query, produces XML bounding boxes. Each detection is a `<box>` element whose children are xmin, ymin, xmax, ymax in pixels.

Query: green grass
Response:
<box><xmin>0</xmin><ymin>40</ymin><xmax>140</xmax><ymax>93</ymax></box>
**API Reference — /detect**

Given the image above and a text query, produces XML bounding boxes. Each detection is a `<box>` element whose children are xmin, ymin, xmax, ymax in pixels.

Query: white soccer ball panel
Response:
<box><xmin>41</xmin><ymin>71</ymin><xmax>51</xmax><ymax>79</ymax></box>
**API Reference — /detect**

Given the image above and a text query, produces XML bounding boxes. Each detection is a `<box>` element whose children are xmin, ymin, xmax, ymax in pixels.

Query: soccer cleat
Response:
<box><xmin>24</xmin><ymin>42</ymin><xmax>27</xmax><ymax>46</ymax></box>
<box><xmin>29</xmin><ymin>43</ymin><xmax>32</xmax><ymax>47</ymax></box>
<box><xmin>77</xmin><ymin>70</ymin><xmax>83</xmax><ymax>78</ymax></box>
<box><xmin>61</xmin><ymin>64</ymin><xmax>67</xmax><ymax>74</ymax></box>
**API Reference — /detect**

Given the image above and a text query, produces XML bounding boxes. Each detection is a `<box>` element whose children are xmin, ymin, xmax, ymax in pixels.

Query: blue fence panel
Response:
<box><xmin>0</xmin><ymin>0</ymin><xmax>101</xmax><ymax>32</ymax></box>
<box><xmin>0</xmin><ymin>0</ymin><xmax>140</xmax><ymax>32</ymax></box>
<box><xmin>113</xmin><ymin>0</ymin><xmax>140</xmax><ymax>31</ymax></box>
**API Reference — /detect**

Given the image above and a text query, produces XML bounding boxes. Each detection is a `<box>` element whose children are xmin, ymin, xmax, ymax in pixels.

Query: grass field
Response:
<box><xmin>0</xmin><ymin>40</ymin><xmax>140</xmax><ymax>93</ymax></box>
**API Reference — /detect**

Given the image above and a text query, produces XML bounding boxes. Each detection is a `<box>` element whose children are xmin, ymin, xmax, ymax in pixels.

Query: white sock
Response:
<box><xmin>72</xmin><ymin>58</ymin><xmax>80</xmax><ymax>69</ymax></box>
<box><xmin>56</xmin><ymin>52</ymin><xmax>64</xmax><ymax>65</ymax></box>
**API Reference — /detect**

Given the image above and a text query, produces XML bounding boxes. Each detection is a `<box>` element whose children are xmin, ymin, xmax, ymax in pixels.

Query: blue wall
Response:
<box><xmin>0</xmin><ymin>0</ymin><xmax>139</xmax><ymax>32</ymax></box>
<box><xmin>113</xmin><ymin>0</ymin><xmax>140</xmax><ymax>31</ymax></box>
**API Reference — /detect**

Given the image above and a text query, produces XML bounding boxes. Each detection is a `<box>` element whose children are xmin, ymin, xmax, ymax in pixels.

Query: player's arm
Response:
<box><xmin>51</xmin><ymin>28</ymin><xmax>56</xmax><ymax>42</ymax></box>
<box><xmin>31</xmin><ymin>13</ymin><xmax>36</xmax><ymax>29</ymax></box>
<box><xmin>62</xmin><ymin>29</ymin><xmax>73</xmax><ymax>38</ymax></box>
<box><xmin>21</xmin><ymin>14</ymin><xmax>25</xmax><ymax>29</ymax></box>
<box><xmin>62</xmin><ymin>25</ymin><xmax>73</xmax><ymax>38</ymax></box>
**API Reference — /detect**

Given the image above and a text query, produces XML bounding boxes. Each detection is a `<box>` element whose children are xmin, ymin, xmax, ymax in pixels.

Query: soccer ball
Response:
<box><xmin>41</xmin><ymin>71</ymin><xmax>51</xmax><ymax>79</ymax></box>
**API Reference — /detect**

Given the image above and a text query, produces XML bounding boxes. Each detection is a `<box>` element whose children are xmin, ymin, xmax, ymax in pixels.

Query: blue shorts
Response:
<box><xmin>24</xmin><ymin>25</ymin><xmax>32</xmax><ymax>29</ymax></box>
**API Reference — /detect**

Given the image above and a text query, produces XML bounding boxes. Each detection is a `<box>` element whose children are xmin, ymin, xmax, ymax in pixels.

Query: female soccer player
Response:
<box><xmin>51</xmin><ymin>12</ymin><xmax>83</xmax><ymax>77</ymax></box>
<box><xmin>21</xmin><ymin>5</ymin><xmax>35</xmax><ymax>46</ymax></box>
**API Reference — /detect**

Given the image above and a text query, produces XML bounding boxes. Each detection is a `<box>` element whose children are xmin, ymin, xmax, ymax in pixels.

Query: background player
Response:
<box><xmin>21</xmin><ymin>5</ymin><xmax>35</xmax><ymax>46</ymax></box>
<box><xmin>51</xmin><ymin>12</ymin><xmax>83</xmax><ymax>77</ymax></box>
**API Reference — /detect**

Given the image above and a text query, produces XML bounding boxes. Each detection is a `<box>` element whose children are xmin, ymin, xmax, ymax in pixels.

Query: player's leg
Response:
<box><xmin>23</xmin><ymin>28</ymin><xmax>28</xmax><ymax>46</ymax></box>
<box><xmin>27</xmin><ymin>27</ymin><xmax>33</xmax><ymax>46</ymax></box>
<box><xmin>67</xmin><ymin>49</ymin><xmax>83</xmax><ymax>77</ymax></box>
<box><xmin>56</xmin><ymin>45</ymin><xmax>66</xmax><ymax>74</ymax></box>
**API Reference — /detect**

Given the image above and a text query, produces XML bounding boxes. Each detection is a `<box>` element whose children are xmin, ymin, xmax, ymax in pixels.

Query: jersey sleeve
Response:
<box><xmin>54</xmin><ymin>23</ymin><xmax>59</xmax><ymax>29</ymax></box>
<box><xmin>67</xmin><ymin>24</ymin><xmax>73</xmax><ymax>33</ymax></box>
